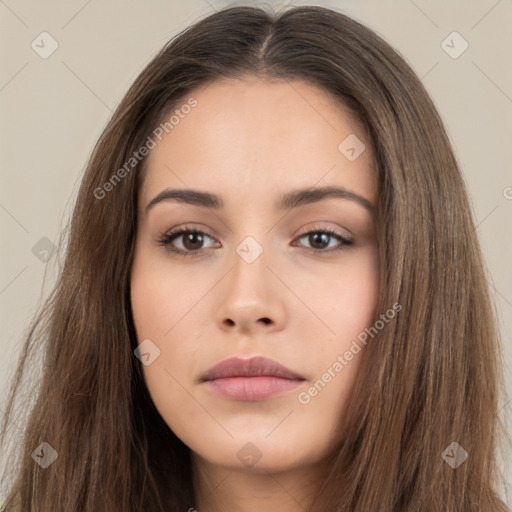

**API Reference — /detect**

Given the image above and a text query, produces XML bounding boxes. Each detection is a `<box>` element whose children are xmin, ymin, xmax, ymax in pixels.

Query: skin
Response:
<box><xmin>130</xmin><ymin>75</ymin><xmax>379</xmax><ymax>511</ymax></box>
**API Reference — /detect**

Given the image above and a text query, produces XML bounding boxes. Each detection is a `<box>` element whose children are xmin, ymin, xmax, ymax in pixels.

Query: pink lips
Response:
<box><xmin>200</xmin><ymin>356</ymin><xmax>306</xmax><ymax>401</ymax></box>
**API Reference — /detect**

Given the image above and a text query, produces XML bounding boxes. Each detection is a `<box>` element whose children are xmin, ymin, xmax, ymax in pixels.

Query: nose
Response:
<box><xmin>214</xmin><ymin>243</ymin><xmax>287</xmax><ymax>335</ymax></box>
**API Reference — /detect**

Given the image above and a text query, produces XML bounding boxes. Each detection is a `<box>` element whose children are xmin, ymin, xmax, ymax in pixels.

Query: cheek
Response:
<box><xmin>290</xmin><ymin>253</ymin><xmax>379</xmax><ymax>444</ymax></box>
<box><xmin>130</xmin><ymin>260</ymin><xmax>201</xmax><ymax>385</ymax></box>
<box><xmin>130</xmin><ymin>254</ymin><xmax>205</xmax><ymax>339</ymax></box>
<box><xmin>130</xmin><ymin>262</ymin><xmax>206</xmax><ymax>444</ymax></box>
<box><xmin>130</xmin><ymin>250</ymin><xmax>208</xmax><ymax>388</ymax></box>
<box><xmin>292</xmin><ymin>249</ymin><xmax>379</xmax><ymax>345</ymax></box>
<box><xmin>335</xmin><ymin>252</ymin><xmax>379</xmax><ymax>332</ymax></box>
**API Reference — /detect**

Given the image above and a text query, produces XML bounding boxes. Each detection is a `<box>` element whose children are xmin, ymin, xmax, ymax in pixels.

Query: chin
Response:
<box><xmin>189</xmin><ymin>433</ymin><xmax>320</xmax><ymax>474</ymax></box>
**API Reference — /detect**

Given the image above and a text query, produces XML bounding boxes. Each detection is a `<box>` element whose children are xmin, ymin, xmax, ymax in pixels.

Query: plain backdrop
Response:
<box><xmin>1</xmin><ymin>0</ymin><xmax>511</xmax><ymax>504</ymax></box>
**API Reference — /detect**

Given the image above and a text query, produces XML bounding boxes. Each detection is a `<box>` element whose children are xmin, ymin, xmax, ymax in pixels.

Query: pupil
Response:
<box><xmin>310</xmin><ymin>232</ymin><xmax>328</xmax><ymax>249</ymax></box>
<box><xmin>185</xmin><ymin>232</ymin><xmax>203</xmax><ymax>250</ymax></box>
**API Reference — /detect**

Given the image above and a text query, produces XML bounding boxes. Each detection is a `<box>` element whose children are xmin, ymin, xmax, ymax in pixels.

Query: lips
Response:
<box><xmin>200</xmin><ymin>356</ymin><xmax>306</xmax><ymax>401</ymax></box>
<box><xmin>200</xmin><ymin>355</ymin><xmax>305</xmax><ymax>381</ymax></box>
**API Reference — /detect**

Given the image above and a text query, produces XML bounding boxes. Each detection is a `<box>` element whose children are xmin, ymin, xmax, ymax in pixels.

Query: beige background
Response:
<box><xmin>1</xmin><ymin>0</ymin><xmax>511</xmax><ymax>503</ymax></box>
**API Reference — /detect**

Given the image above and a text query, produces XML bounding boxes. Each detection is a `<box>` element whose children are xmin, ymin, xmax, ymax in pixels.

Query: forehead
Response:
<box><xmin>139</xmin><ymin>76</ymin><xmax>377</xmax><ymax>210</ymax></box>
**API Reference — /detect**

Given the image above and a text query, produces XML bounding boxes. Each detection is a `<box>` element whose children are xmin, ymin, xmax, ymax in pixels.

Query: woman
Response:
<box><xmin>0</xmin><ymin>4</ymin><xmax>509</xmax><ymax>511</ymax></box>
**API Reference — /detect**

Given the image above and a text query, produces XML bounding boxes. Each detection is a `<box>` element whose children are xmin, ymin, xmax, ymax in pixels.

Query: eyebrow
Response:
<box><xmin>145</xmin><ymin>185</ymin><xmax>375</xmax><ymax>214</ymax></box>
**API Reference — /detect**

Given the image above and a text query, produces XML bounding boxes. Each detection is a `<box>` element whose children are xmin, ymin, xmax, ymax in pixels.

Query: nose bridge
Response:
<box><xmin>214</xmin><ymin>228</ymin><xmax>286</xmax><ymax>333</ymax></box>
<box><xmin>229</xmin><ymin>204</ymin><xmax>272</xmax><ymax>278</ymax></box>
<box><xmin>229</xmin><ymin>232</ymin><xmax>270</xmax><ymax>301</ymax></box>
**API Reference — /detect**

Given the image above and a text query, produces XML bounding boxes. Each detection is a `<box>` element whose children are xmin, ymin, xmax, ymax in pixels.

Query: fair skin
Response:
<box><xmin>130</xmin><ymin>75</ymin><xmax>379</xmax><ymax>511</ymax></box>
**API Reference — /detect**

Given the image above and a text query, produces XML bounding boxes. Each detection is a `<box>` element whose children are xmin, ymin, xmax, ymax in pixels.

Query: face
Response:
<box><xmin>130</xmin><ymin>76</ymin><xmax>379</xmax><ymax>475</ymax></box>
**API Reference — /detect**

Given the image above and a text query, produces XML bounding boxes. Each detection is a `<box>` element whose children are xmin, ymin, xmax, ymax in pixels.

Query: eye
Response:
<box><xmin>292</xmin><ymin>226</ymin><xmax>353</xmax><ymax>253</ymax></box>
<box><xmin>157</xmin><ymin>227</ymin><xmax>219</xmax><ymax>257</ymax></box>
<box><xmin>157</xmin><ymin>225</ymin><xmax>353</xmax><ymax>257</ymax></box>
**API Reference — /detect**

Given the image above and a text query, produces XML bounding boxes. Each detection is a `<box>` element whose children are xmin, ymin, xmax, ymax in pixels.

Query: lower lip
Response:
<box><xmin>204</xmin><ymin>376</ymin><xmax>305</xmax><ymax>401</ymax></box>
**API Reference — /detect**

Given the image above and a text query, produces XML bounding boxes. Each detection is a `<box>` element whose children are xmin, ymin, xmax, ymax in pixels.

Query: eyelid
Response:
<box><xmin>158</xmin><ymin>223</ymin><xmax>353</xmax><ymax>257</ymax></box>
<box><xmin>159</xmin><ymin>225</ymin><xmax>219</xmax><ymax>257</ymax></box>
<box><xmin>291</xmin><ymin>224</ymin><xmax>353</xmax><ymax>252</ymax></box>
<box><xmin>294</xmin><ymin>223</ymin><xmax>351</xmax><ymax>240</ymax></box>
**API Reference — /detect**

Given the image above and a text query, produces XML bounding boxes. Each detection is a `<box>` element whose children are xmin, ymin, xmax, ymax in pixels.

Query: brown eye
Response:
<box><xmin>158</xmin><ymin>229</ymin><xmax>219</xmax><ymax>257</ymax></box>
<box><xmin>293</xmin><ymin>228</ymin><xmax>353</xmax><ymax>253</ymax></box>
<box><xmin>180</xmin><ymin>231</ymin><xmax>205</xmax><ymax>251</ymax></box>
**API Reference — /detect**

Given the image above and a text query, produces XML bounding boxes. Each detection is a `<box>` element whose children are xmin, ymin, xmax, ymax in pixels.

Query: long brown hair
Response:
<box><xmin>0</xmin><ymin>5</ymin><xmax>509</xmax><ymax>511</ymax></box>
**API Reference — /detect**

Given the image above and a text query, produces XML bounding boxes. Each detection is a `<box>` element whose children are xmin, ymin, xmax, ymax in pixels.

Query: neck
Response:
<box><xmin>191</xmin><ymin>452</ymin><xmax>328</xmax><ymax>512</ymax></box>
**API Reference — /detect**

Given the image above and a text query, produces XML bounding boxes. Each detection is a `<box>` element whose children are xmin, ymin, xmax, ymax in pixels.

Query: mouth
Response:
<box><xmin>200</xmin><ymin>356</ymin><xmax>306</xmax><ymax>401</ymax></box>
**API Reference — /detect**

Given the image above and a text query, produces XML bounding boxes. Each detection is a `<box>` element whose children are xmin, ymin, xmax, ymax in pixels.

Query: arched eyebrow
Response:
<box><xmin>277</xmin><ymin>186</ymin><xmax>375</xmax><ymax>213</ymax></box>
<box><xmin>145</xmin><ymin>185</ymin><xmax>375</xmax><ymax>214</ymax></box>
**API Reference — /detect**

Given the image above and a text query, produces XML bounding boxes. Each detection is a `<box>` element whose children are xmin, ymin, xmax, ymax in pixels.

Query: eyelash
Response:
<box><xmin>157</xmin><ymin>225</ymin><xmax>353</xmax><ymax>258</ymax></box>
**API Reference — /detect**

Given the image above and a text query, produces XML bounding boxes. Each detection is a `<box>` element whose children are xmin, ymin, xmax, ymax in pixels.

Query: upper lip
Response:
<box><xmin>200</xmin><ymin>356</ymin><xmax>305</xmax><ymax>381</ymax></box>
